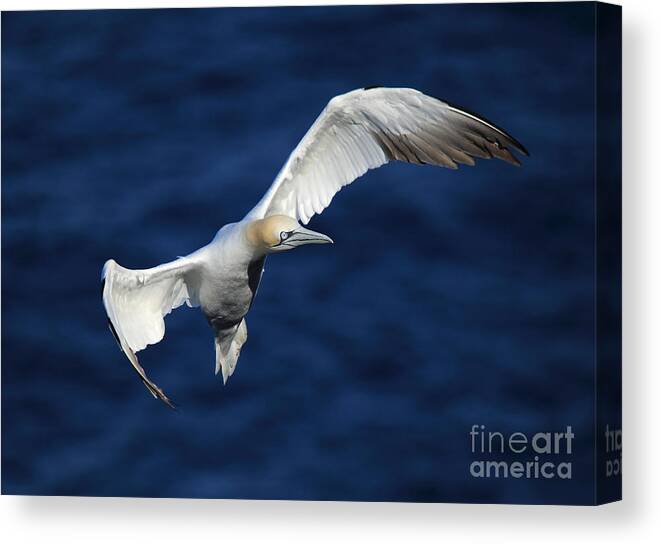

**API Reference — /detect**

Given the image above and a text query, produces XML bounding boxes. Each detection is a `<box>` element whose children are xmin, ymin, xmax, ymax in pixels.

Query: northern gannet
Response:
<box><xmin>102</xmin><ymin>87</ymin><xmax>528</xmax><ymax>407</ymax></box>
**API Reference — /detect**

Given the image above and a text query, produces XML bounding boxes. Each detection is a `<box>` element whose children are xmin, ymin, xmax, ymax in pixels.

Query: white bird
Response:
<box><xmin>102</xmin><ymin>87</ymin><xmax>528</xmax><ymax>407</ymax></box>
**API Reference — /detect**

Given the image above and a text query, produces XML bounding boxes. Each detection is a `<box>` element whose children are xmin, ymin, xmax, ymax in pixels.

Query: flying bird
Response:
<box><xmin>102</xmin><ymin>87</ymin><xmax>528</xmax><ymax>407</ymax></box>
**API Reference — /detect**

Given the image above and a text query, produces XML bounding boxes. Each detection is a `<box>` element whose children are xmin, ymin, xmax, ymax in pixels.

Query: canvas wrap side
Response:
<box><xmin>595</xmin><ymin>1</ymin><xmax>622</xmax><ymax>505</ymax></box>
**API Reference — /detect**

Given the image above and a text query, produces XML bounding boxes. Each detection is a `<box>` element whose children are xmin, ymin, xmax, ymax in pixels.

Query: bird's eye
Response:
<box><xmin>280</xmin><ymin>231</ymin><xmax>290</xmax><ymax>241</ymax></box>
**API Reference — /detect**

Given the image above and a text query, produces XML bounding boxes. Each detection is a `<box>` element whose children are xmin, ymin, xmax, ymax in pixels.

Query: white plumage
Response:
<box><xmin>102</xmin><ymin>87</ymin><xmax>528</xmax><ymax>407</ymax></box>
<box><xmin>247</xmin><ymin>87</ymin><xmax>526</xmax><ymax>224</ymax></box>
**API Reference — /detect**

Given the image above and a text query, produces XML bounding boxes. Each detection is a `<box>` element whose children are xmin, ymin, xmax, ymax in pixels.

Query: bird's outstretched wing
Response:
<box><xmin>101</xmin><ymin>256</ymin><xmax>201</xmax><ymax>408</ymax></box>
<box><xmin>246</xmin><ymin>87</ymin><xmax>528</xmax><ymax>225</ymax></box>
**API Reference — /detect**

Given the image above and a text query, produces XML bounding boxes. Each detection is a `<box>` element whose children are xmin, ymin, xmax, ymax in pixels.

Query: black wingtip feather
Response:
<box><xmin>129</xmin><ymin>357</ymin><xmax>178</xmax><ymax>410</ymax></box>
<box><xmin>363</xmin><ymin>85</ymin><xmax>383</xmax><ymax>91</ymax></box>
<box><xmin>441</xmin><ymin>98</ymin><xmax>530</xmax><ymax>158</ymax></box>
<box><xmin>106</xmin><ymin>316</ymin><xmax>178</xmax><ymax>410</ymax></box>
<box><xmin>103</xmin><ymin>273</ymin><xmax>177</xmax><ymax>410</ymax></box>
<box><xmin>160</xmin><ymin>394</ymin><xmax>178</xmax><ymax>411</ymax></box>
<box><xmin>107</xmin><ymin>318</ymin><xmax>124</xmax><ymax>353</ymax></box>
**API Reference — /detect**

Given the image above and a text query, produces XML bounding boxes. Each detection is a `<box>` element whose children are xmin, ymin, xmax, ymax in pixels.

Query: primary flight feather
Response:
<box><xmin>102</xmin><ymin>87</ymin><xmax>528</xmax><ymax>407</ymax></box>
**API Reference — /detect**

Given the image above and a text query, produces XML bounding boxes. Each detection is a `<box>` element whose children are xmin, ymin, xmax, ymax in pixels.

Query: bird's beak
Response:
<box><xmin>287</xmin><ymin>226</ymin><xmax>334</xmax><ymax>246</ymax></box>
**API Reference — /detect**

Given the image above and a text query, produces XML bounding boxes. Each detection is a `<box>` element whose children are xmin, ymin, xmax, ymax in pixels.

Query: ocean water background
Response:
<box><xmin>3</xmin><ymin>3</ymin><xmax>599</xmax><ymax>503</ymax></box>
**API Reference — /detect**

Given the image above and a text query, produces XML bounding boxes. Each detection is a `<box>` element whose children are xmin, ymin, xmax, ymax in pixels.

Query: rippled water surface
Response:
<box><xmin>3</xmin><ymin>3</ymin><xmax>601</xmax><ymax>503</ymax></box>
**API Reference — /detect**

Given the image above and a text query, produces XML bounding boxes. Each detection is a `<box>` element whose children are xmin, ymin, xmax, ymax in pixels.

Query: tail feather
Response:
<box><xmin>214</xmin><ymin>320</ymin><xmax>248</xmax><ymax>384</ymax></box>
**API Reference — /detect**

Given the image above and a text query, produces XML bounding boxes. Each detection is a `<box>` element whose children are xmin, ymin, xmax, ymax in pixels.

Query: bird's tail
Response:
<box><xmin>214</xmin><ymin>319</ymin><xmax>248</xmax><ymax>384</ymax></box>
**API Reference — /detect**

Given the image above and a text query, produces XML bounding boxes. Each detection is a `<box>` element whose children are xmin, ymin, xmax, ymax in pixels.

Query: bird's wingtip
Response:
<box><xmin>514</xmin><ymin>141</ymin><xmax>530</xmax><ymax>158</ymax></box>
<box><xmin>163</xmin><ymin>397</ymin><xmax>178</xmax><ymax>411</ymax></box>
<box><xmin>147</xmin><ymin>380</ymin><xmax>178</xmax><ymax>410</ymax></box>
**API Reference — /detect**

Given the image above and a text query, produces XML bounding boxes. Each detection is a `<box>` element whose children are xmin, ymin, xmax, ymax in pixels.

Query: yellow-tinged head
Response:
<box><xmin>246</xmin><ymin>215</ymin><xmax>333</xmax><ymax>253</ymax></box>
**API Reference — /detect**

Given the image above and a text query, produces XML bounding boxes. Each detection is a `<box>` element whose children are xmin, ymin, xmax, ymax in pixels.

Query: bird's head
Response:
<box><xmin>246</xmin><ymin>215</ymin><xmax>333</xmax><ymax>254</ymax></box>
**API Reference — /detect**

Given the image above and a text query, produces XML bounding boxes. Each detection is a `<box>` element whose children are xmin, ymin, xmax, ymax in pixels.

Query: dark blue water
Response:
<box><xmin>3</xmin><ymin>3</ymin><xmax>599</xmax><ymax>503</ymax></box>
